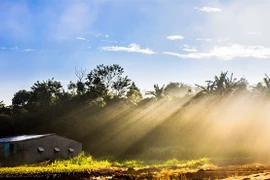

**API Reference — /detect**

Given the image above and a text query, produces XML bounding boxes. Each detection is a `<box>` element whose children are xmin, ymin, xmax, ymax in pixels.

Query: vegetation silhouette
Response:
<box><xmin>1</xmin><ymin>65</ymin><xmax>270</xmax><ymax>161</ymax></box>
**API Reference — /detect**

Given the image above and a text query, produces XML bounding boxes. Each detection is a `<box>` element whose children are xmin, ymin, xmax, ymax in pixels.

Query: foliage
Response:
<box><xmin>263</xmin><ymin>74</ymin><xmax>270</xmax><ymax>89</ymax></box>
<box><xmin>165</xmin><ymin>82</ymin><xmax>192</xmax><ymax>97</ymax></box>
<box><xmin>146</xmin><ymin>84</ymin><xmax>166</xmax><ymax>99</ymax></box>
<box><xmin>1</xmin><ymin>66</ymin><xmax>270</xmax><ymax>160</ymax></box>
<box><xmin>85</xmin><ymin>64</ymin><xmax>131</xmax><ymax>99</ymax></box>
<box><xmin>126</xmin><ymin>82</ymin><xmax>142</xmax><ymax>104</ymax></box>
<box><xmin>28</xmin><ymin>78</ymin><xmax>63</xmax><ymax>109</ymax></box>
<box><xmin>0</xmin><ymin>101</ymin><xmax>12</xmax><ymax>116</ymax></box>
<box><xmin>196</xmin><ymin>71</ymin><xmax>248</xmax><ymax>96</ymax></box>
<box><xmin>51</xmin><ymin>152</ymin><xmax>111</xmax><ymax>168</ymax></box>
<box><xmin>12</xmin><ymin>90</ymin><xmax>31</xmax><ymax>107</ymax></box>
<box><xmin>0</xmin><ymin>152</ymin><xmax>210</xmax><ymax>175</ymax></box>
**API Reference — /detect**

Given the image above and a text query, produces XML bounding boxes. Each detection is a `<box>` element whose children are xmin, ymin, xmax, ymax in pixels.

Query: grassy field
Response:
<box><xmin>1</xmin><ymin>153</ymin><xmax>270</xmax><ymax>179</ymax></box>
<box><xmin>0</xmin><ymin>152</ymin><xmax>210</xmax><ymax>173</ymax></box>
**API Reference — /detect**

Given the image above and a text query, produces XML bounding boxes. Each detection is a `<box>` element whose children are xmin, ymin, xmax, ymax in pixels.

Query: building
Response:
<box><xmin>0</xmin><ymin>133</ymin><xmax>82</xmax><ymax>166</ymax></box>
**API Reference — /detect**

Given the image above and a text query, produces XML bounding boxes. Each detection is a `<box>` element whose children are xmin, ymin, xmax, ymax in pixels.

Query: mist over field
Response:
<box><xmin>3</xmin><ymin>1</ymin><xmax>270</xmax><ymax>179</ymax></box>
<box><xmin>1</xmin><ymin>65</ymin><xmax>270</xmax><ymax>163</ymax></box>
<box><xmin>1</xmin><ymin>0</ymin><xmax>270</xmax><ymax>168</ymax></box>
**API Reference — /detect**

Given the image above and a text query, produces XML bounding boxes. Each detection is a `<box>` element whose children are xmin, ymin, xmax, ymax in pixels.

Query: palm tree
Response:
<box><xmin>146</xmin><ymin>84</ymin><xmax>165</xmax><ymax>100</ymax></box>
<box><xmin>263</xmin><ymin>74</ymin><xmax>270</xmax><ymax>90</ymax></box>
<box><xmin>196</xmin><ymin>71</ymin><xmax>247</xmax><ymax>96</ymax></box>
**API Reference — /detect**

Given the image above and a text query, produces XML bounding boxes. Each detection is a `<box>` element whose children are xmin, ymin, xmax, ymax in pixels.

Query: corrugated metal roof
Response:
<box><xmin>0</xmin><ymin>134</ymin><xmax>54</xmax><ymax>143</ymax></box>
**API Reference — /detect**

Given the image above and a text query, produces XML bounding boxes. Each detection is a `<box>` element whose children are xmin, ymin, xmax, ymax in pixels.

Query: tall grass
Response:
<box><xmin>52</xmin><ymin>152</ymin><xmax>111</xmax><ymax>168</ymax></box>
<box><xmin>0</xmin><ymin>152</ymin><xmax>212</xmax><ymax>175</ymax></box>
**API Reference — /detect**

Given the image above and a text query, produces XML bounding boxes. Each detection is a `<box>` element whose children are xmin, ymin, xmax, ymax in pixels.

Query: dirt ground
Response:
<box><xmin>2</xmin><ymin>164</ymin><xmax>270</xmax><ymax>179</ymax></box>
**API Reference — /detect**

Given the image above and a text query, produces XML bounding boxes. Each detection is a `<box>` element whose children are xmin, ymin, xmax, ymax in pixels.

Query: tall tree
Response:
<box><xmin>112</xmin><ymin>76</ymin><xmax>131</xmax><ymax>97</ymax></box>
<box><xmin>29</xmin><ymin>78</ymin><xmax>63</xmax><ymax>108</ymax></box>
<box><xmin>164</xmin><ymin>82</ymin><xmax>192</xmax><ymax>97</ymax></box>
<box><xmin>85</xmin><ymin>64</ymin><xmax>131</xmax><ymax>100</ymax></box>
<box><xmin>68</xmin><ymin>67</ymin><xmax>87</xmax><ymax>96</ymax></box>
<box><xmin>147</xmin><ymin>84</ymin><xmax>165</xmax><ymax>100</ymax></box>
<box><xmin>0</xmin><ymin>101</ymin><xmax>5</xmax><ymax>110</ymax></box>
<box><xmin>0</xmin><ymin>101</ymin><xmax>12</xmax><ymax>116</ymax></box>
<box><xmin>196</xmin><ymin>72</ymin><xmax>247</xmax><ymax>96</ymax></box>
<box><xmin>253</xmin><ymin>74</ymin><xmax>270</xmax><ymax>95</ymax></box>
<box><xmin>12</xmin><ymin>90</ymin><xmax>31</xmax><ymax>107</ymax></box>
<box><xmin>126</xmin><ymin>82</ymin><xmax>142</xmax><ymax>104</ymax></box>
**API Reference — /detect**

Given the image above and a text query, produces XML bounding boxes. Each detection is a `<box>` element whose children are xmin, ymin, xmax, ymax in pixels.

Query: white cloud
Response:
<box><xmin>182</xmin><ymin>44</ymin><xmax>197</xmax><ymax>52</ymax></box>
<box><xmin>101</xmin><ymin>43</ymin><xmax>156</xmax><ymax>55</ymax></box>
<box><xmin>163</xmin><ymin>51</ymin><xmax>203</xmax><ymax>59</ymax></box>
<box><xmin>167</xmin><ymin>35</ymin><xmax>184</xmax><ymax>40</ymax></box>
<box><xmin>164</xmin><ymin>44</ymin><xmax>270</xmax><ymax>60</ymax></box>
<box><xmin>196</xmin><ymin>38</ymin><xmax>212</xmax><ymax>41</ymax></box>
<box><xmin>194</xmin><ymin>7</ymin><xmax>222</xmax><ymax>13</ymax></box>
<box><xmin>245</xmin><ymin>31</ymin><xmax>263</xmax><ymax>36</ymax></box>
<box><xmin>22</xmin><ymin>48</ymin><xmax>35</xmax><ymax>52</ymax></box>
<box><xmin>105</xmin><ymin>34</ymin><xmax>109</xmax><ymax>38</ymax></box>
<box><xmin>76</xmin><ymin>37</ymin><xmax>86</xmax><ymax>40</ymax></box>
<box><xmin>1</xmin><ymin>47</ymin><xmax>6</xmax><ymax>50</ymax></box>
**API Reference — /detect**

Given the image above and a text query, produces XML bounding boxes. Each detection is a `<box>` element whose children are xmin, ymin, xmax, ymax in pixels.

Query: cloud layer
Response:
<box><xmin>101</xmin><ymin>43</ymin><xmax>156</xmax><ymax>55</ymax></box>
<box><xmin>181</xmin><ymin>44</ymin><xmax>197</xmax><ymax>52</ymax></box>
<box><xmin>194</xmin><ymin>7</ymin><xmax>222</xmax><ymax>13</ymax></box>
<box><xmin>76</xmin><ymin>37</ymin><xmax>86</xmax><ymax>40</ymax></box>
<box><xmin>22</xmin><ymin>49</ymin><xmax>35</xmax><ymax>52</ymax></box>
<box><xmin>245</xmin><ymin>31</ymin><xmax>263</xmax><ymax>36</ymax></box>
<box><xmin>164</xmin><ymin>44</ymin><xmax>270</xmax><ymax>60</ymax></box>
<box><xmin>167</xmin><ymin>35</ymin><xmax>184</xmax><ymax>40</ymax></box>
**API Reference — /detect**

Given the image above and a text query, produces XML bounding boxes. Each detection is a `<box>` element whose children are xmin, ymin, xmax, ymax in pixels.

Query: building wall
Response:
<box><xmin>0</xmin><ymin>144</ymin><xmax>3</xmax><ymax>158</ymax></box>
<box><xmin>0</xmin><ymin>144</ymin><xmax>3</xmax><ymax>166</ymax></box>
<box><xmin>23</xmin><ymin>135</ymin><xmax>82</xmax><ymax>164</ymax></box>
<box><xmin>0</xmin><ymin>135</ymin><xmax>82</xmax><ymax>165</ymax></box>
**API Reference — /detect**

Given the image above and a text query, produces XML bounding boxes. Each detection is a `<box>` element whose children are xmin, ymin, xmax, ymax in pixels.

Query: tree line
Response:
<box><xmin>1</xmin><ymin>64</ymin><xmax>270</xmax><ymax>159</ymax></box>
<box><xmin>0</xmin><ymin>64</ymin><xmax>197</xmax><ymax>120</ymax></box>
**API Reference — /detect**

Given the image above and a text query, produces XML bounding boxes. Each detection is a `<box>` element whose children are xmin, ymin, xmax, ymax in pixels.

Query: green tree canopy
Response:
<box><xmin>85</xmin><ymin>64</ymin><xmax>131</xmax><ymax>100</ymax></box>
<box><xmin>126</xmin><ymin>82</ymin><xmax>142</xmax><ymax>104</ymax></box>
<box><xmin>12</xmin><ymin>90</ymin><xmax>31</xmax><ymax>107</ymax></box>
<box><xmin>29</xmin><ymin>78</ymin><xmax>63</xmax><ymax>107</ymax></box>
<box><xmin>164</xmin><ymin>82</ymin><xmax>192</xmax><ymax>97</ymax></box>
<box><xmin>146</xmin><ymin>84</ymin><xmax>165</xmax><ymax>100</ymax></box>
<box><xmin>196</xmin><ymin>72</ymin><xmax>247</xmax><ymax>96</ymax></box>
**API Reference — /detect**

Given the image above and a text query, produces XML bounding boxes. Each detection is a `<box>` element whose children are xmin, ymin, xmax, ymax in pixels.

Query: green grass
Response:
<box><xmin>0</xmin><ymin>152</ymin><xmax>211</xmax><ymax>175</ymax></box>
<box><xmin>51</xmin><ymin>152</ymin><xmax>111</xmax><ymax>168</ymax></box>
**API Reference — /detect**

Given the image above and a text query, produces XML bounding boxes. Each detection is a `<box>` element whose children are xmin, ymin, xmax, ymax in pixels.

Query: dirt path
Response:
<box><xmin>182</xmin><ymin>169</ymin><xmax>270</xmax><ymax>180</ymax></box>
<box><xmin>223</xmin><ymin>172</ymin><xmax>270</xmax><ymax>180</ymax></box>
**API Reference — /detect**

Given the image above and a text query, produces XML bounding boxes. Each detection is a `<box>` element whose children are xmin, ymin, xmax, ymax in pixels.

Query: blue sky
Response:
<box><xmin>1</xmin><ymin>0</ymin><xmax>270</xmax><ymax>104</ymax></box>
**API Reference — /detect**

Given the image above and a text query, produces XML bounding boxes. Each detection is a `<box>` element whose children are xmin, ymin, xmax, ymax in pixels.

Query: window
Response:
<box><xmin>68</xmin><ymin>148</ymin><xmax>74</xmax><ymax>152</ymax></box>
<box><xmin>54</xmin><ymin>148</ymin><xmax>60</xmax><ymax>152</ymax></box>
<box><xmin>68</xmin><ymin>148</ymin><xmax>74</xmax><ymax>158</ymax></box>
<box><xmin>37</xmin><ymin>147</ymin><xmax>44</xmax><ymax>152</ymax></box>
